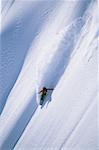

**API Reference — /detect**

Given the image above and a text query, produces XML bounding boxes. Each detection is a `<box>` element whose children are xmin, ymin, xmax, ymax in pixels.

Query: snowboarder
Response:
<box><xmin>39</xmin><ymin>87</ymin><xmax>54</xmax><ymax>105</ymax></box>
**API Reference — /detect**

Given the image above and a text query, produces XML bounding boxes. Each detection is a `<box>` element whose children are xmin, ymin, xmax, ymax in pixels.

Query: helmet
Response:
<box><xmin>43</xmin><ymin>87</ymin><xmax>46</xmax><ymax>90</ymax></box>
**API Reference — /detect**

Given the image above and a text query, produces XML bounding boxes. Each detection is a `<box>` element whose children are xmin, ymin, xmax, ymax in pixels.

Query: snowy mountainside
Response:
<box><xmin>14</xmin><ymin>4</ymin><xmax>98</xmax><ymax>148</ymax></box>
<box><xmin>0</xmin><ymin>0</ymin><xmax>98</xmax><ymax>150</ymax></box>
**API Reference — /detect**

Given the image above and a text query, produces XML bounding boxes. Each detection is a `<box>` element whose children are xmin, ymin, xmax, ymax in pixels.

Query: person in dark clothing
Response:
<box><xmin>39</xmin><ymin>87</ymin><xmax>53</xmax><ymax>105</ymax></box>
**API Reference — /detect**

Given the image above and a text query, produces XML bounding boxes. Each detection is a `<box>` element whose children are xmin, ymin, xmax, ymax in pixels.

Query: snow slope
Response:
<box><xmin>14</xmin><ymin>4</ymin><xmax>97</xmax><ymax>149</ymax></box>
<box><xmin>0</xmin><ymin>0</ymin><xmax>59</xmax><ymax>113</ymax></box>
<box><xmin>0</xmin><ymin>0</ymin><xmax>98</xmax><ymax>150</ymax></box>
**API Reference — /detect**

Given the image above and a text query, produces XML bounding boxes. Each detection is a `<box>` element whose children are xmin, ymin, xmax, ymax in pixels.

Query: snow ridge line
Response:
<box><xmin>0</xmin><ymin>95</ymin><xmax>38</xmax><ymax>150</ymax></box>
<box><xmin>11</xmin><ymin>107</ymin><xmax>37</xmax><ymax>150</ymax></box>
<box><xmin>1</xmin><ymin>0</ymin><xmax>15</xmax><ymax>18</ymax></box>
<box><xmin>71</xmin><ymin>0</ymin><xmax>97</xmax><ymax>59</ymax></box>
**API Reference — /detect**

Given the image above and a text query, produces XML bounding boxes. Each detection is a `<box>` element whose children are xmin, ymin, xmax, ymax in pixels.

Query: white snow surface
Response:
<box><xmin>0</xmin><ymin>0</ymin><xmax>98</xmax><ymax>150</ymax></box>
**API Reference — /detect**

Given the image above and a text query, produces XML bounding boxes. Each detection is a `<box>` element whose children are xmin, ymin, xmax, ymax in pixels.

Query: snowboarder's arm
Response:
<box><xmin>38</xmin><ymin>90</ymin><xmax>43</xmax><ymax>94</ymax></box>
<box><xmin>47</xmin><ymin>88</ymin><xmax>54</xmax><ymax>90</ymax></box>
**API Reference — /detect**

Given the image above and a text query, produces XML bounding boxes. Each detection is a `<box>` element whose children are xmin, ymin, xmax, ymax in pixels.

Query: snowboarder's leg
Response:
<box><xmin>40</xmin><ymin>95</ymin><xmax>44</xmax><ymax>105</ymax></box>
